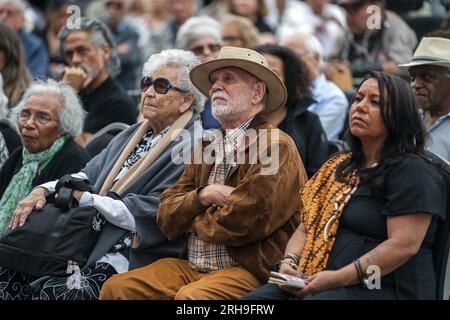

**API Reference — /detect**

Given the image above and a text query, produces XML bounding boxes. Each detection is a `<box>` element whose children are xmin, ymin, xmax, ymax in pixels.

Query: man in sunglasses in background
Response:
<box><xmin>58</xmin><ymin>18</ymin><xmax>136</xmax><ymax>146</ymax></box>
<box><xmin>176</xmin><ymin>15</ymin><xmax>223</xmax><ymax>129</ymax></box>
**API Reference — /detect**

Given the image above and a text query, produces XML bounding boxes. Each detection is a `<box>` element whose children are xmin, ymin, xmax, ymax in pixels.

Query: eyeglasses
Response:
<box><xmin>140</xmin><ymin>76</ymin><xmax>189</xmax><ymax>94</ymax></box>
<box><xmin>105</xmin><ymin>1</ymin><xmax>124</xmax><ymax>10</ymax></box>
<box><xmin>190</xmin><ymin>43</ymin><xmax>221</xmax><ymax>56</ymax></box>
<box><xmin>18</xmin><ymin>111</ymin><xmax>58</xmax><ymax>125</ymax></box>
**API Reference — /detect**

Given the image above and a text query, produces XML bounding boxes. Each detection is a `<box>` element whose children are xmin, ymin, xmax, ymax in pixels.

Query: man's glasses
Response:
<box><xmin>190</xmin><ymin>43</ymin><xmax>221</xmax><ymax>56</ymax></box>
<box><xmin>140</xmin><ymin>76</ymin><xmax>189</xmax><ymax>94</ymax></box>
<box><xmin>18</xmin><ymin>111</ymin><xmax>58</xmax><ymax>125</ymax></box>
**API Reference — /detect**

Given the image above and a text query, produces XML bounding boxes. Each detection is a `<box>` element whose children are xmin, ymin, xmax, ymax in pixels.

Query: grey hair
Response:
<box><xmin>0</xmin><ymin>0</ymin><xmax>27</xmax><ymax>13</ymax></box>
<box><xmin>58</xmin><ymin>18</ymin><xmax>121</xmax><ymax>77</ymax></box>
<box><xmin>175</xmin><ymin>16</ymin><xmax>222</xmax><ymax>50</ymax></box>
<box><xmin>9</xmin><ymin>79</ymin><xmax>86</xmax><ymax>137</ymax></box>
<box><xmin>142</xmin><ymin>49</ymin><xmax>206</xmax><ymax>113</ymax></box>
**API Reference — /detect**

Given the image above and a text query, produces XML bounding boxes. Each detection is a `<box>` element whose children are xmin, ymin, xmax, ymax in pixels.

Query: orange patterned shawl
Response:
<box><xmin>298</xmin><ymin>152</ymin><xmax>353</xmax><ymax>276</ymax></box>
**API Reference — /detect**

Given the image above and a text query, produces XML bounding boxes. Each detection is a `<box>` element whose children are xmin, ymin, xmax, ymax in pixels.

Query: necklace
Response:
<box><xmin>324</xmin><ymin>169</ymin><xmax>360</xmax><ymax>242</ymax></box>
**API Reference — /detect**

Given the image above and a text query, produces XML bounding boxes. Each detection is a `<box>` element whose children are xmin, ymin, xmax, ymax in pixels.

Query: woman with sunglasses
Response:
<box><xmin>0</xmin><ymin>49</ymin><xmax>206</xmax><ymax>300</ymax></box>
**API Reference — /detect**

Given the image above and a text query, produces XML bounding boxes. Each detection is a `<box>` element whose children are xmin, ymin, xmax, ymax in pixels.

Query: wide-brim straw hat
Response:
<box><xmin>399</xmin><ymin>37</ymin><xmax>450</xmax><ymax>69</ymax></box>
<box><xmin>189</xmin><ymin>46</ymin><xmax>287</xmax><ymax>113</ymax></box>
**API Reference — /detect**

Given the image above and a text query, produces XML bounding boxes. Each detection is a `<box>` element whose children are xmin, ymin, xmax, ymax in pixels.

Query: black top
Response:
<box><xmin>254</xmin><ymin>17</ymin><xmax>274</xmax><ymax>34</ymax></box>
<box><xmin>0</xmin><ymin>121</ymin><xmax>21</xmax><ymax>154</ymax></box>
<box><xmin>33</xmin><ymin>27</ymin><xmax>66</xmax><ymax>65</ymax></box>
<box><xmin>0</xmin><ymin>138</ymin><xmax>90</xmax><ymax>198</ymax></box>
<box><xmin>79</xmin><ymin>77</ymin><xmax>137</xmax><ymax>134</ymax></box>
<box><xmin>326</xmin><ymin>155</ymin><xmax>447</xmax><ymax>299</ymax></box>
<box><xmin>278</xmin><ymin>98</ymin><xmax>328</xmax><ymax>177</ymax></box>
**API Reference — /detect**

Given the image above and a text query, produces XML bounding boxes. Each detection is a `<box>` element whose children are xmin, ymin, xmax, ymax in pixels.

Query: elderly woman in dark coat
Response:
<box><xmin>0</xmin><ymin>49</ymin><xmax>205</xmax><ymax>300</ymax></box>
<box><xmin>0</xmin><ymin>79</ymin><xmax>90</xmax><ymax>234</ymax></box>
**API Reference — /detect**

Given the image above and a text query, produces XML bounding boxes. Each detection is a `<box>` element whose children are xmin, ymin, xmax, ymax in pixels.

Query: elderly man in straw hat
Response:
<box><xmin>100</xmin><ymin>46</ymin><xmax>308</xmax><ymax>300</ymax></box>
<box><xmin>399</xmin><ymin>31</ymin><xmax>450</xmax><ymax>164</ymax></box>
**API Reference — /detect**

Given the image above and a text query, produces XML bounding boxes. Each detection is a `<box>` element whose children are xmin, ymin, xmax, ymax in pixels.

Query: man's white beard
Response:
<box><xmin>211</xmin><ymin>91</ymin><xmax>247</xmax><ymax>125</ymax></box>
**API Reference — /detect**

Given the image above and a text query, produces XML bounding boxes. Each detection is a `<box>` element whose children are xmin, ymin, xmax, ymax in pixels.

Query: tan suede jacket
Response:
<box><xmin>157</xmin><ymin>116</ymin><xmax>308</xmax><ymax>282</ymax></box>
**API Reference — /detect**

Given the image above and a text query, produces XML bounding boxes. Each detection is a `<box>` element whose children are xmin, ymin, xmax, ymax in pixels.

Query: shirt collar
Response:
<box><xmin>423</xmin><ymin>110</ymin><xmax>450</xmax><ymax>131</ymax></box>
<box><xmin>210</xmin><ymin>117</ymin><xmax>254</xmax><ymax>150</ymax></box>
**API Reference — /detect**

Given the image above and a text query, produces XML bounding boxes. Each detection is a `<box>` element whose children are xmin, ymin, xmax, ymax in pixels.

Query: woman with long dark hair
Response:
<box><xmin>243</xmin><ymin>71</ymin><xmax>447</xmax><ymax>299</ymax></box>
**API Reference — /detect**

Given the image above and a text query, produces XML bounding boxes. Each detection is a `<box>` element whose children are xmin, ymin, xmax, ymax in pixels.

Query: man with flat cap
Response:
<box><xmin>399</xmin><ymin>31</ymin><xmax>450</xmax><ymax>164</ymax></box>
<box><xmin>99</xmin><ymin>46</ymin><xmax>308</xmax><ymax>300</ymax></box>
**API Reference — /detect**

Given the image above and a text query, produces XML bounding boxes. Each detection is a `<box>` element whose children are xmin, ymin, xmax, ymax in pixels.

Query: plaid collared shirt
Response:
<box><xmin>188</xmin><ymin>117</ymin><xmax>254</xmax><ymax>273</ymax></box>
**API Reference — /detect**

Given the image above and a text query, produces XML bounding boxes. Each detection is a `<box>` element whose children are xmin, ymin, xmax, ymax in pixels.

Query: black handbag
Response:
<box><xmin>0</xmin><ymin>175</ymin><xmax>105</xmax><ymax>277</ymax></box>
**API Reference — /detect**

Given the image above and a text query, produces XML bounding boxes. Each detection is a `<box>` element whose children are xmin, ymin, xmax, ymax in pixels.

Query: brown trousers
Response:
<box><xmin>99</xmin><ymin>258</ymin><xmax>261</xmax><ymax>300</ymax></box>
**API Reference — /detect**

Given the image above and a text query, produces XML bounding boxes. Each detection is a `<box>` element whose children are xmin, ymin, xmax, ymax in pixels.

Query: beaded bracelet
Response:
<box><xmin>283</xmin><ymin>253</ymin><xmax>300</xmax><ymax>265</ymax></box>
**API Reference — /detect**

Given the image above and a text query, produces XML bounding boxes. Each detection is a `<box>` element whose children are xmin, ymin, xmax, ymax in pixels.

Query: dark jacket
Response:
<box><xmin>0</xmin><ymin>138</ymin><xmax>90</xmax><ymax>198</ymax></box>
<box><xmin>0</xmin><ymin>120</ymin><xmax>21</xmax><ymax>154</ymax></box>
<box><xmin>19</xmin><ymin>29</ymin><xmax>49</xmax><ymax>79</ymax></box>
<box><xmin>157</xmin><ymin>115</ymin><xmax>307</xmax><ymax>282</ymax></box>
<box><xmin>279</xmin><ymin>98</ymin><xmax>329</xmax><ymax>177</ymax></box>
<box><xmin>201</xmin><ymin>99</ymin><xmax>221</xmax><ymax>130</ymax></box>
<box><xmin>79</xmin><ymin>77</ymin><xmax>137</xmax><ymax>134</ymax></box>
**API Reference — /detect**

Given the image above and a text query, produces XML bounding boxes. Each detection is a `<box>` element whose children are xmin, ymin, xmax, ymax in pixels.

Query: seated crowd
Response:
<box><xmin>0</xmin><ymin>0</ymin><xmax>449</xmax><ymax>300</ymax></box>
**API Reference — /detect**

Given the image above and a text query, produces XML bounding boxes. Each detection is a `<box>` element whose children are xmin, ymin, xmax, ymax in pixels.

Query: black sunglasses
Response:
<box><xmin>140</xmin><ymin>76</ymin><xmax>189</xmax><ymax>94</ymax></box>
